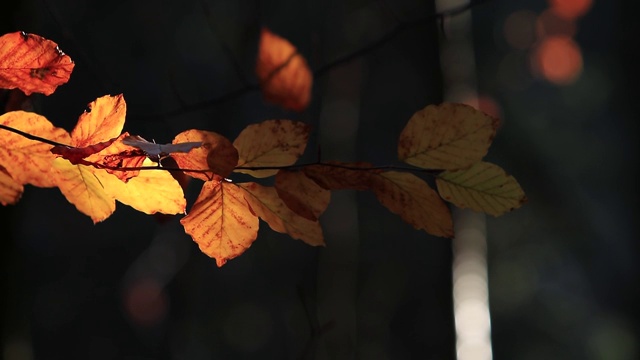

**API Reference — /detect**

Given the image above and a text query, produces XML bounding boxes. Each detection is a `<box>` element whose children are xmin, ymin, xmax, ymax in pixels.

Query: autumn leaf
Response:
<box><xmin>256</xmin><ymin>27</ymin><xmax>313</xmax><ymax>111</ymax></box>
<box><xmin>398</xmin><ymin>103</ymin><xmax>499</xmax><ymax>170</ymax></box>
<box><xmin>181</xmin><ymin>180</ymin><xmax>259</xmax><ymax>267</ymax></box>
<box><xmin>71</xmin><ymin>94</ymin><xmax>126</xmax><ymax>147</ymax></box>
<box><xmin>122</xmin><ymin>135</ymin><xmax>202</xmax><ymax>161</ymax></box>
<box><xmin>0</xmin><ymin>164</ymin><xmax>23</xmax><ymax>205</ymax></box>
<box><xmin>436</xmin><ymin>161</ymin><xmax>527</xmax><ymax>216</ymax></box>
<box><xmin>303</xmin><ymin>162</ymin><xmax>381</xmax><ymax>191</ymax></box>
<box><xmin>0</xmin><ymin>110</ymin><xmax>71</xmax><ymax>187</ymax></box>
<box><xmin>0</xmin><ymin>31</ymin><xmax>74</xmax><ymax>95</ymax></box>
<box><xmin>171</xmin><ymin>129</ymin><xmax>238</xmax><ymax>180</ymax></box>
<box><xmin>238</xmin><ymin>182</ymin><xmax>324</xmax><ymax>246</ymax></box>
<box><xmin>372</xmin><ymin>171</ymin><xmax>453</xmax><ymax>238</ymax></box>
<box><xmin>233</xmin><ymin>119</ymin><xmax>309</xmax><ymax>178</ymax></box>
<box><xmin>51</xmin><ymin>137</ymin><xmax>118</xmax><ymax>165</ymax></box>
<box><xmin>83</xmin><ymin>133</ymin><xmax>146</xmax><ymax>181</ymax></box>
<box><xmin>275</xmin><ymin>170</ymin><xmax>330</xmax><ymax>221</ymax></box>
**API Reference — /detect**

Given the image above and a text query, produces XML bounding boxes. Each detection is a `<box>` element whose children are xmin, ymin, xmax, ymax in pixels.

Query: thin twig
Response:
<box><xmin>0</xmin><ymin>123</ymin><xmax>68</xmax><ymax>147</ymax></box>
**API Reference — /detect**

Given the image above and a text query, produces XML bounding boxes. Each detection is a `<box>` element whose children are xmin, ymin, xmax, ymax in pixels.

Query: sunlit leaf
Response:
<box><xmin>51</xmin><ymin>137</ymin><xmax>118</xmax><ymax>165</ymax></box>
<box><xmin>398</xmin><ymin>103</ymin><xmax>499</xmax><ymax>170</ymax></box>
<box><xmin>53</xmin><ymin>158</ymin><xmax>115</xmax><ymax>223</ymax></box>
<box><xmin>256</xmin><ymin>28</ymin><xmax>312</xmax><ymax>111</ymax></box>
<box><xmin>238</xmin><ymin>182</ymin><xmax>324</xmax><ymax>246</ymax></box>
<box><xmin>303</xmin><ymin>162</ymin><xmax>380</xmax><ymax>190</ymax></box>
<box><xmin>171</xmin><ymin>129</ymin><xmax>238</xmax><ymax>180</ymax></box>
<box><xmin>0</xmin><ymin>164</ymin><xmax>23</xmax><ymax>205</ymax></box>
<box><xmin>0</xmin><ymin>110</ymin><xmax>71</xmax><ymax>187</ymax></box>
<box><xmin>180</xmin><ymin>180</ymin><xmax>259</xmax><ymax>267</ymax></box>
<box><xmin>84</xmin><ymin>132</ymin><xmax>147</xmax><ymax>182</ymax></box>
<box><xmin>372</xmin><ymin>171</ymin><xmax>453</xmax><ymax>238</ymax></box>
<box><xmin>275</xmin><ymin>170</ymin><xmax>330</xmax><ymax>221</ymax></box>
<box><xmin>71</xmin><ymin>94</ymin><xmax>126</xmax><ymax>147</ymax></box>
<box><xmin>436</xmin><ymin>161</ymin><xmax>527</xmax><ymax>216</ymax></box>
<box><xmin>233</xmin><ymin>119</ymin><xmax>309</xmax><ymax>178</ymax></box>
<box><xmin>0</xmin><ymin>31</ymin><xmax>74</xmax><ymax>95</ymax></box>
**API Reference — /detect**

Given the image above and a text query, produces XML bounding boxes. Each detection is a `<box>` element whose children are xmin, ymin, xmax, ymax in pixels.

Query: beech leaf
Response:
<box><xmin>372</xmin><ymin>171</ymin><xmax>453</xmax><ymax>238</ymax></box>
<box><xmin>238</xmin><ymin>182</ymin><xmax>324</xmax><ymax>246</ymax></box>
<box><xmin>180</xmin><ymin>180</ymin><xmax>259</xmax><ymax>267</ymax></box>
<box><xmin>436</xmin><ymin>161</ymin><xmax>527</xmax><ymax>216</ymax></box>
<box><xmin>398</xmin><ymin>103</ymin><xmax>499</xmax><ymax>170</ymax></box>
<box><xmin>171</xmin><ymin>129</ymin><xmax>238</xmax><ymax>180</ymax></box>
<box><xmin>0</xmin><ymin>164</ymin><xmax>23</xmax><ymax>205</ymax></box>
<box><xmin>275</xmin><ymin>170</ymin><xmax>330</xmax><ymax>221</ymax></box>
<box><xmin>51</xmin><ymin>137</ymin><xmax>118</xmax><ymax>165</ymax></box>
<box><xmin>233</xmin><ymin>119</ymin><xmax>309</xmax><ymax>178</ymax></box>
<box><xmin>123</xmin><ymin>135</ymin><xmax>202</xmax><ymax>161</ymax></box>
<box><xmin>0</xmin><ymin>31</ymin><xmax>74</xmax><ymax>95</ymax></box>
<box><xmin>71</xmin><ymin>95</ymin><xmax>126</xmax><ymax>147</ymax></box>
<box><xmin>256</xmin><ymin>28</ymin><xmax>313</xmax><ymax>111</ymax></box>
<box><xmin>83</xmin><ymin>132</ymin><xmax>147</xmax><ymax>182</ymax></box>
<box><xmin>303</xmin><ymin>162</ymin><xmax>381</xmax><ymax>191</ymax></box>
<box><xmin>0</xmin><ymin>110</ymin><xmax>71</xmax><ymax>187</ymax></box>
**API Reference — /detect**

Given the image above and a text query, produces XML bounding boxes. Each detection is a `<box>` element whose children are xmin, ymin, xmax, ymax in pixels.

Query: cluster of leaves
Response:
<box><xmin>0</xmin><ymin>31</ymin><xmax>526</xmax><ymax>266</ymax></box>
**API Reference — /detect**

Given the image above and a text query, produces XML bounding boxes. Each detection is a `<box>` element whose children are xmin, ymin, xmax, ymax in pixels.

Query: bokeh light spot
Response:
<box><xmin>548</xmin><ymin>0</ymin><xmax>593</xmax><ymax>20</ymax></box>
<box><xmin>532</xmin><ymin>36</ymin><xmax>583</xmax><ymax>85</ymax></box>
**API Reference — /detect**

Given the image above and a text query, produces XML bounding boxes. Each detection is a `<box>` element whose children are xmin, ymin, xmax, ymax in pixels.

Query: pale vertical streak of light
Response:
<box><xmin>435</xmin><ymin>1</ymin><xmax>493</xmax><ymax>360</ymax></box>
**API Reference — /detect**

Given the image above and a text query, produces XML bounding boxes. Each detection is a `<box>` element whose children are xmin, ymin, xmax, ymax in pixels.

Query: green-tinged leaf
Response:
<box><xmin>436</xmin><ymin>162</ymin><xmax>527</xmax><ymax>216</ymax></box>
<box><xmin>398</xmin><ymin>103</ymin><xmax>499</xmax><ymax>170</ymax></box>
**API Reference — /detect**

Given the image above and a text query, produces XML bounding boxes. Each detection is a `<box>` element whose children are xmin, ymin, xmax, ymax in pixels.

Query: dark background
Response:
<box><xmin>1</xmin><ymin>0</ymin><xmax>637</xmax><ymax>359</ymax></box>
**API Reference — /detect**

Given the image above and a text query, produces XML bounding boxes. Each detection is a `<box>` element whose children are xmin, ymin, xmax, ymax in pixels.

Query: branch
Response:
<box><xmin>0</xmin><ymin>123</ymin><xmax>67</xmax><ymax>147</ymax></box>
<box><xmin>132</xmin><ymin>0</ymin><xmax>490</xmax><ymax>121</ymax></box>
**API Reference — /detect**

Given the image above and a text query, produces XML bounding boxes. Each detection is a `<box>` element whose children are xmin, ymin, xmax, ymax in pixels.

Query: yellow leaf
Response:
<box><xmin>180</xmin><ymin>180</ymin><xmax>259</xmax><ymax>267</ymax></box>
<box><xmin>256</xmin><ymin>28</ymin><xmax>313</xmax><ymax>111</ymax></box>
<box><xmin>275</xmin><ymin>170</ymin><xmax>330</xmax><ymax>221</ymax></box>
<box><xmin>171</xmin><ymin>129</ymin><xmax>238</xmax><ymax>180</ymax></box>
<box><xmin>0</xmin><ymin>31</ymin><xmax>74</xmax><ymax>95</ymax></box>
<box><xmin>0</xmin><ymin>164</ymin><xmax>23</xmax><ymax>205</ymax></box>
<box><xmin>238</xmin><ymin>182</ymin><xmax>324</xmax><ymax>246</ymax></box>
<box><xmin>372</xmin><ymin>171</ymin><xmax>453</xmax><ymax>238</ymax></box>
<box><xmin>436</xmin><ymin>162</ymin><xmax>527</xmax><ymax>217</ymax></box>
<box><xmin>99</xmin><ymin>158</ymin><xmax>186</xmax><ymax>215</ymax></box>
<box><xmin>398</xmin><ymin>103</ymin><xmax>499</xmax><ymax>170</ymax></box>
<box><xmin>53</xmin><ymin>158</ymin><xmax>115</xmax><ymax>223</ymax></box>
<box><xmin>233</xmin><ymin>119</ymin><xmax>309</xmax><ymax>178</ymax></box>
<box><xmin>71</xmin><ymin>95</ymin><xmax>126</xmax><ymax>147</ymax></box>
<box><xmin>0</xmin><ymin>111</ymin><xmax>71</xmax><ymax>187</ymax></box>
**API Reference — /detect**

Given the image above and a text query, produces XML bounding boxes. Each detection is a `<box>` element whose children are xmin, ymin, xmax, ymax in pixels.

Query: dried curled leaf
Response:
<box><xmin>233</xmin><ymin>119</ymin><xmax>309</xmax><ymax>178</ymax></box>
<box><xmin>123</xmin><ymin>135</ymin><xmax>202</xmax><ymax>161</ymax></box>
<box><xmin>181</xmin><ymin>180</ymin><xmax>259</xmax><ymax>267</ymax></box>
<box><xmin>0</xmin><ymin>110</ymin><xmax>71</xmax><ymax>187</ymax></box>
<box><xmin>256</xmin><ymin>28</ymin><xmax>312</xmax><ymax>111</ymax></box>
<box><xmin>436</xmin><ymin>161</ymin><xmax>527</xmax><ymax>216</ymax></box>
<box><xmin>275</xmin><ymin>170</ymin><xmax>330</xmax><ymax>221</ymax></box>
<box><xmin>51</xmin><ymin>137</ymin><xmax>118</xmax><ymax>165</ymax></box>
<box><xmin>239</xmin><ymin>182</ymin><xmax>324</xmax><ymax>246</ymax></box>
<box><xmin>398</xmin><ymin>103</ymin><xmax>499</xmax><ymax>170</ymax></box>
<box><xmin>171</xmin><ymin>129</ymin><xmax>238</xmax><ymax>180</ymax></box>
<box><xmin>0</xmin><ymin>164</ymin><xmax>23</xmax><ymax>205</ymax></box>
<box><xmin>0</xmin><ymin>31</ymin><xmax>74</xmax><ymax>95</ymax></box>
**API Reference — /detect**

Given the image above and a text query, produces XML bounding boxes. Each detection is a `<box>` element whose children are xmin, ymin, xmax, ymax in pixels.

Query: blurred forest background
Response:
<box><xmin>1</xmin><ymin>0</ymin><xmax>637</xmax><ymax>359</ymax></box>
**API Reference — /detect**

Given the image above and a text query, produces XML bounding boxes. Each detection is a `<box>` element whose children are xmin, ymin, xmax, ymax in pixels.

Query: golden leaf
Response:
<box><xmin>238</xmin><ymin>182</ymin><xmax>324</xmax><ymax>246</ymax></box>
<box><xmin>171</xmin><ymin>129</ymin><xmax>238</xmax><ymax>180</ymax></box>
<box><xmin>233</xmin><ymin>119</ymin><xmax>309</xmax><ymax>178</ymax></box>
<box><xmin>180</xmin><ymin>180</ymin><xmax>259</xmax><ymax>267</ymax></box>
<box><xmin>436</xmin><ymin>162</ymin><xmax>527</xmax><ymax>216</ymax></box>
<box><xmin>256</xmin><ymin>28</ymin><xmax>313</xmax><ymax>111</ymax></box>
<box><xmin>0</xmin><ymin>111</ymin><xmax>71</xmax><ymax>187</ymax></box>
<box><xmin>0</xmin><ymin>31</ymin><xmax>74</xmax><ymax>95</ymax></box>
<box><xmin>71</xmin><ymin>95</ymin><xmax>126</xmax><ymax>147</ymax></box>
<box><xmin>398</xmin><ymin>103</ymin><xmax>499</xmax><ymax>170</ymax></box>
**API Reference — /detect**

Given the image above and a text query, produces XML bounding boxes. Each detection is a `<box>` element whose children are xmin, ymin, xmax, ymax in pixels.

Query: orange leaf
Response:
<box><xmin>51</xmin><ymin>137</ymin><xmax>118</xmax><ymax>165</ymax></box>
<box><xmin>180</xmin><ymin>180</ymin><xmax>259</xmax><ymax>267</ymax></box>
<box><xmin>256</xmin><ymin>28</ymin><xmax>312</xmax><ymax>111</ymax></box>
<box><xmin>0</xmin><ymin>31</ymin><xmax>74</xmax><ymax>95</ymax></box>
<box><xmin>398</xmin><ymin>103</ymin><xmax>499</xmax><ymax>170</ymax></box>
<box><xmin>238</xmin><ymin>182</ymin><xmax>324</xmax><ymax>246</ymax></box>
<box><xmin>84</xmin><ymin>133</ymin><xmax>147</xmax><ymax>182</ymax></box>
<box><xmin>371</xmin><ymin>171</ymin><xmax>453</xmax><ymax>238</ymax></box>
<box><xmin>71</xmin><ymin>94</ymin><xmax>126</xmax><ymax>147</ymax></box>
<box><xmin>171</xmin><ymin>129</ymin><xmax>238</xmax><ymax>180</ymax></box>
<box><xmin>303</xmin><ymin>162</ymin><xmax>381</xmax><ymax>190</ymax></box>
<box><xmin>233</xmin><ymin>119</ymin><xmax>309</xmax><ymax>178</ymax></box>
<box><xmin>0</xmin><ymin>110</ymin><xmax>71</xmax><ymax>187</ymax></box>
<box><xmin>275</xmin><ymin>170</ymin><xmax>330</xmax><ymax>221</ymax></box>
<box><xmin>0</xmin><ymin>164</ymin><xmax>23</xmax><ymax>205</ymax></box>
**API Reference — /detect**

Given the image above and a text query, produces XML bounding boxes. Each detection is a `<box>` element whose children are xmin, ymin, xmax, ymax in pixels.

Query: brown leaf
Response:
<box><xmin>0</xmin><ymin>31</ymin><xmax>74</xmax><ymax>95</ymax></box>
<box><xmin>180</xmin><ymin>180</ymin><xmax>259</xmax><ymax>267</ymax></box>
<box><xmin>238</xmin><ymin>182</ymin><xmax>324</xmax><ymax>246</ymax></box>
<box><xmin>233</xmin><ymin>119</ymin><xmax>309</xmax><ymax>178</ymax></box>
<box><xmin>0</xmin><ymin>110</ymin><xmax>71</xmax><ymax>187</ymax></box>
<box><xmin>256</xmin><ymin>28</ymin><xmax>313</xmax><ymax>111</ymax></box>
<box><xmin>0</xmin><ymin>164</ymin><xmax>23</xmax><ymax>205</ymax></box>
<box><xmin>372</xmin><ymin>171</ymin><xmax>453</xmax><ymax>238</ymax></box>
<box><xmin>171</xmin><ymin>129</ymin><xmax>238</xmax><ymax>180</ymax></box>
<box><xmin>50</xmin><ymin>137</ymin><xmax>118</xmax><ymax>165</ymax></box>
<box><xmin>303</xmin><ymin>162</ymin><xmax>381</xmax><ymax>190</ymax></box>
<box><xmin>275</xmin><ymin>169</ymin><xmax>330</xmax><ymax>221</ymax></box>
<box><xmin>84</xmin><ymin>133</ymin><xmax>147</xmax><ymax>182</ymax></box>
<box><xmin>398</xmin><ymin>103</ymin><xmax>499</xmax><ymax>170</ymax></box>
